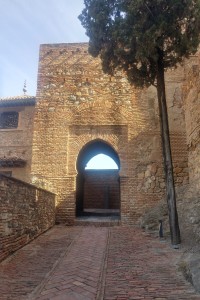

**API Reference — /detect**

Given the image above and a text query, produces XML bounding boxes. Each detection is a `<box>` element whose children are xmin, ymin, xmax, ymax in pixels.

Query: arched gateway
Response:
<box><xmin>76</xmin><ymin>140</ymin><xmax>120</xmax><ymax>217</ymax></box>
<box><xmin>30</xmin><ymin>43</ymin><xmax>188</xmax><ymax>225</ymax></box>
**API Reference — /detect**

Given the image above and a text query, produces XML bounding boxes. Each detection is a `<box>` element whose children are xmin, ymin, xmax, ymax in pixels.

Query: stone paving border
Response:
<box><xmin>34</xmin><ymin>227</ymin><xmax>108</xmax><ymax>300</ymax></box>
<box><xmin>96</xmin><ymin>228</ymin><xmax>110</xmax><ymax>300</ymax></box>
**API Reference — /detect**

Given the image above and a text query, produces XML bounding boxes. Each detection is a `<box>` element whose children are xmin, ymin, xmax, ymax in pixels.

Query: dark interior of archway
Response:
<box><xmin>76</xmin><ymin>140</ymin><xmax>120</xmax><ymax>218</ymax></box>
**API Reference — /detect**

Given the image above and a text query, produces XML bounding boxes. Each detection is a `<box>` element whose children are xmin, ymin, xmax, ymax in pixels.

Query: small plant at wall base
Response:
<box><xmin>79</xmin><ymin>0</ymin><xmax>200</xmax><ymax>245</ymax></box>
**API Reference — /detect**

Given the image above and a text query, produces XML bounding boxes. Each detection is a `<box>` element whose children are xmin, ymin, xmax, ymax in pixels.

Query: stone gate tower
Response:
<box><xmin>31</xmin><ymin>43</ymin><xmax>188</xmax><ymax>225</ymax></box>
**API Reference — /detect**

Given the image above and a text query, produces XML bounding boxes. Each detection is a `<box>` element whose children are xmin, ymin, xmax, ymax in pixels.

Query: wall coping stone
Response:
<box><xmin>0</xmin><ymin>174</ymin><xmax>55</xmax><ymax>195</ymax></box>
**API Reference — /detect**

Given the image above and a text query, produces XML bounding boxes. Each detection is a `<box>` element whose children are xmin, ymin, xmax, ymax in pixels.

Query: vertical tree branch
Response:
<box><xmin>156</xmin><ymin>48</ymin><xmax>181</xmax><ymax>245</ymax></box>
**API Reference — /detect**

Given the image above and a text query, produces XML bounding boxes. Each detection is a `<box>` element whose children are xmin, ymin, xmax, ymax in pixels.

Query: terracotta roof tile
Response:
<box><xmin>0</xmin><ymin>95</ymin><xmax>36</xmax><ymax>107</ymax></box>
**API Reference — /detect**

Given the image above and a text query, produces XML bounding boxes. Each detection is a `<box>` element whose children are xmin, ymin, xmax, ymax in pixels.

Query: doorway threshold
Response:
<box><xmin>81</xmin><ymin>208</ymin><xmax>120</xmax><ymax>216</ymax></box>
<box><xmin>75</xmin><ymin>214</ymin><xmax>121</xmax><ymax>227</ymax></box>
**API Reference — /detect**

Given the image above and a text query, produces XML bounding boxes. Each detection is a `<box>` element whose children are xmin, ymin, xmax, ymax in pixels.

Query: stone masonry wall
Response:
<box><xmin>31</xmin><ymin>43</ymin><xmax>189</xmax><ymax>225</ymax></box>
<box><xmin>140</xmin><ymin>53</ymin><xmax>200</xmax><ymax>243</ymax></box>
<box><xmin>175</xmin><ymin>52</ymin><xmax>200</xmax><ymax>243</ymax></box>
<box><xmin>0</xmin><ymin>175</ymin><xmax>55</xmax><ymax>262</ymax></box>
<box><xmin>183</xmin><ymin>52</ymin><xmax>200</xmax><ymax>190</ymax></box>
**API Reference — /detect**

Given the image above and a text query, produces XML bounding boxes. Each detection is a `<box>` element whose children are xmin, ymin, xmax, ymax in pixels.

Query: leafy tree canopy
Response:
<box><xmin>79</xmin><ymin>0</ymin><xmax>200</xmax><ymax>87</ymax></box>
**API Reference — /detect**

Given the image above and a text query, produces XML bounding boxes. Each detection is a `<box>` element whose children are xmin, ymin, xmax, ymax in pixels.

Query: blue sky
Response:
<box><xmin>0</xmin><ymin>0</ymin><xmax>88</xmax><ymax>97</ymax></box>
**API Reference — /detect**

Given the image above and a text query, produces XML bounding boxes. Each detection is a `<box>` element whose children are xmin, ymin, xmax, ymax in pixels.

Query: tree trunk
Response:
<box><xmin>156</xmin><ymin>48</ymin><xmax>181</xmax><ymax>245</ymax></box>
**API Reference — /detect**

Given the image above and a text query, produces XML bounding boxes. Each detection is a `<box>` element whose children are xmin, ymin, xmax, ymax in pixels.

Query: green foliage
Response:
<box><xmin>79</xmin><ymin>0</ymin><xmax>200</xmax><ymax>87</ymax></box>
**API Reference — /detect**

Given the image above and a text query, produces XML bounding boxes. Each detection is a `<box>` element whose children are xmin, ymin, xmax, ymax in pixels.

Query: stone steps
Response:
<box><xmin>74</xmin><ymin>216</ymin><xmax>121</xmax><ymax>227</ymax></box>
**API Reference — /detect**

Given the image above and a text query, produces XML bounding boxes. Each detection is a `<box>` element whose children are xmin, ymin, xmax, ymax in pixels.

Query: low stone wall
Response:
<box><xmin>0</xmin><ymin>174</ymin><xmax>55</xmax><ymax>262</ymax></box>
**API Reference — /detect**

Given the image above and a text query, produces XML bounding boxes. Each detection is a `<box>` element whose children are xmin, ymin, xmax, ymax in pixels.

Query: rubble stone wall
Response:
<box><xmin>175</xmin><ymin>52</ymin><xmax>200</xmax><ymax>243</ymax></box>
<box><xmin>0</xmin><ymin>175</ymin><xmax>55</xmax><ymax>262</ymax></box>
<box><xmin>183</xmin><ymin>53</ymin><xmax>200</xmax><ymax>191</ymax></box>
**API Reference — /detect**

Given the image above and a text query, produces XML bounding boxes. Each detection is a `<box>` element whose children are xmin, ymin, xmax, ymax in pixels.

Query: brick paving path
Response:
<box><xmin>104</xmin><ymin>228</ymin><xmax>200</xmax><ymax>300</ymax></box>
<box><xmin>0</xmin><ymin>225</ymin><xmax>200</xmax><ymax>300</ymax></box>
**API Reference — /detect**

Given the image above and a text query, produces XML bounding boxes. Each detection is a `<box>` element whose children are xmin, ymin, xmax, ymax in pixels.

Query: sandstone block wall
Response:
<box><xmin>0</xmin><ymin>175</ymin><xmax>55</xmax><ymax>262</ymax></box>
